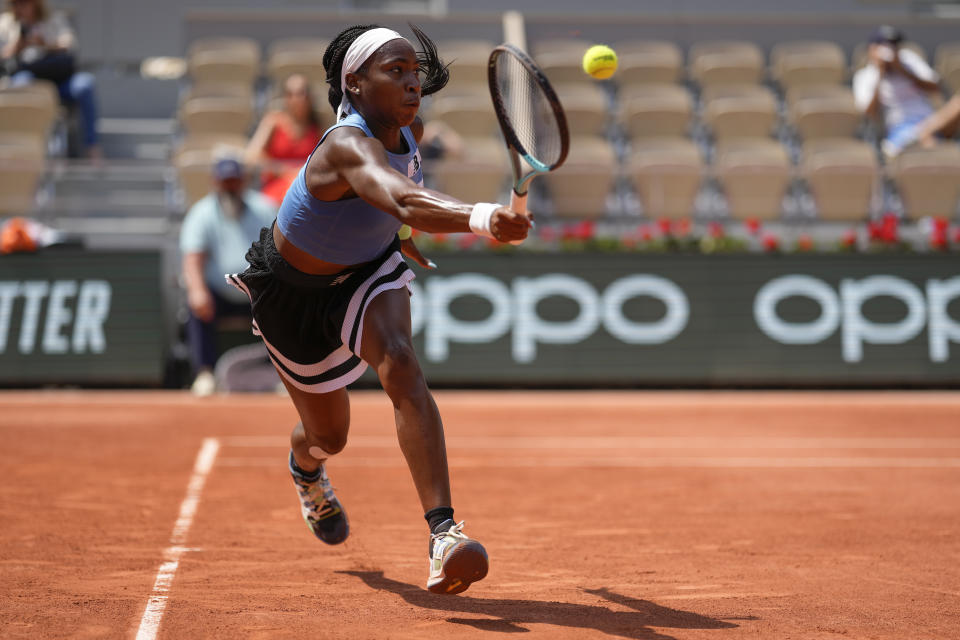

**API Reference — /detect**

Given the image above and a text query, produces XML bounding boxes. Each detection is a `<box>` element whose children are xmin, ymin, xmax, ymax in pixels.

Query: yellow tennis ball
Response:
<box><xmin>398</xmin><ymin>224</ymin><xmax>412</xmax><ymax>240</ymax></box>
<box><xmin>582</xmin><ymin>44</ymin><xmax>618</xmax><ymax>80</ymax></box>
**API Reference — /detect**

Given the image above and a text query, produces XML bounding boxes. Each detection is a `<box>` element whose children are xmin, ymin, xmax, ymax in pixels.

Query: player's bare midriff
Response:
<box><xmin>273</xmin><ymin>223</ymin><xmax>372</xmax><ymax>275</ymax></box>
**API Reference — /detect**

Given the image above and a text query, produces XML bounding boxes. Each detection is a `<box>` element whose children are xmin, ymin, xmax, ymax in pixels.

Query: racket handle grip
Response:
<box><xmin>509</xmin><ymin>191</ymin><xmax>528</xmax><ymax>246</ymax></box>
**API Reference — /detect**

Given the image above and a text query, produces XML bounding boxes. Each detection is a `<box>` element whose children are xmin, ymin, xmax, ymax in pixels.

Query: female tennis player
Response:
<box><xmin>228</xmin><ymin>24</ymin><xmax>531</xmax><ymax>595</ymax></box>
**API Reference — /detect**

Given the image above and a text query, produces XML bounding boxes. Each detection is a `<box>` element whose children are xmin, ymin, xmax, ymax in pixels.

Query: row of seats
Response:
<box><xmin>175</xmin><ymin>80</ymin><xmax>865</xmax><ymax>151</ymax></box>
<box><xmin>431</xmin><ymin>136</ymin><xmax>960</xmax><ymax>221</ymax></box>
<box><xmin>184</xmin><ymin>35</ymin><xmax>960</xmax><ymax>95</ymax></box>
<box><xmin>527</xmin><ymin>38</ymin><xmax>960</xmax><ymax>92</ymax></box>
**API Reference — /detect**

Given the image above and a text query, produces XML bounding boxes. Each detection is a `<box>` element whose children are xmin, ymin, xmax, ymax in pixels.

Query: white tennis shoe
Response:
<box><xmin>426</xmin><ymin>520</ymin><xmax>488</xmax><ymax>594</ymax></box>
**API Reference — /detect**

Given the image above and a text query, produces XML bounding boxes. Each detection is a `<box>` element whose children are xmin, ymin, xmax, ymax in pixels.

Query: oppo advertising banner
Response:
<box><xmin>0</xmin><ymin>249</ymin><xmax>165</xmax><ymax>385</ymax></box>
<box><xmin>396</xmin><ymin>253</ymin><xmax>960</xmax><ymax>386</ymax></box>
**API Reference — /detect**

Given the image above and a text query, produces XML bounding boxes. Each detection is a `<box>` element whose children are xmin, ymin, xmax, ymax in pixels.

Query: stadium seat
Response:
<box><xmin>620</xmin><ymin>84</ymin><xmax>693</xmax><ymax>140</ymax></box>
<box><xmin>180</xmin><ymin>97</ymin><xmax>254</xmax><ymax>137</ymax></box>
<box><xmin>187</xmin><ymin>37</ymin><xmax>260</xmax><ymax>88</ymax></box>
<box><xmin>0</xmin><ymin>132</ymin><xmax>45</xmax><ymax>215</ymax></box>
<box><xmin>174</xmin><ymin>134</ymin><xmax>248</xmax><ymax>160</ymax></box>
<box><xmin>553</xmin><ymin>83</ymin><xmax>608</xmax><ymax>138</ymax></box>
<box><xmin>425</xmin><ymin>88</ymin><xmax>498</xmax><ymax>137</ymax></box>
<box><xmin>268</xmin><ymin>37</ymin><xmax>328</xmax><ymax>58</ymax></box>
<box><xmin>614</xmin><ymin>40</ymin><xmax>684</xmax><ymax>85</ymax></box>
<box><xmin>439</xmin><ymin>39</ymin><xmax>495</xmax><ymax>91</ymax></box>
<box><xmin>175</xmin><ymin>149</ymin><xmax>225</xmax><ymax>208</ymax></box>
<box><xmin>770</xmin><ymin>41</ymin><xmax>846</xmax><ymax>90</ymax></box>
<box><xmin>181</xmin><ymin>82</ymin><xmax>255</xmax><ymax>103</ymax></box>
<box><xmin>802</xmin><ymin>139</ymin><xmax>878</xmax><ymax>221</ymax></box>
<box><xmin>628</xmin><ymin>138</ymin><xmax>703</xmax><ymax>219</ymax></box>
<box><xmin>787</xmin><ymin>86</ymin><xmax>861</xmax><ymax>141</ymax></box>
<box><xmin>715</xmin><ymin>139</ymin><xmax>791</xmax><ymax>220</ymax></box>
<box><xmin>890</xmin><ymin>145</ymin><xmax>960</xmax><ymax>219</ymax></box>
<box><xmin>543</xmin><ymin>136</ymin><xmax>617</xmax><ymax>219</ymax></box>
<box><xmin>689</xmin><ymin>41</ymin><xmax>765</xmax><ymax>88</ymax></box>
<box><xmin>0</xmin><ymin>85</ymin><xmax>57</xmax><ymax>140</ymax></box>
<box><xmin>532</xmin><ymin>39</ymin><xmax>592</xmax><ymax>58</ymax></box>
<box><xmin>267</xmin><ymin>49</ymin><xmax>327</xmax><ymax>86</ymax></box>
<box><xmin>430</xmin><ymin>136</ymin><xmax>508</xmax><ymax>204</ymax></box>
<box><xmin>702</xmin><ymin>84</ymin><xmax>778</xmax><ymax>141</ymax></box>
<box><xmin>536</xmin><ymin>49</ymin><xmax>599</xmax><ymax>85</ymax></box>
<box><xmin>935</xmin><ymin>42</ymin><xmax>960</xmax><ymax>93</ymax></box>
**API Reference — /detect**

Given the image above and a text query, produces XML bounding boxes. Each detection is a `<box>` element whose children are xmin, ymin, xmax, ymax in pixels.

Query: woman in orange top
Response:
<box><xmin>245</xmin><ymin>73</ymin><xmax>322</xmax><ymax>204</ymax></box>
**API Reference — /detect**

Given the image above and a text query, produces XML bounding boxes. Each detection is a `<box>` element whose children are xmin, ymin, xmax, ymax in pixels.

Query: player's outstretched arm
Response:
<box><xmin>326</xmin><ymin>133</ymin><xmax>533</xmax><ymax>243</ymax></box>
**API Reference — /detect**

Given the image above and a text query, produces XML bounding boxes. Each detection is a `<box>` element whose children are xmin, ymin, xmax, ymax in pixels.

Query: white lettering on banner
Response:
<box><xmin>0</xmin><ymin>280</ymin><xmax>112</xmax><ymax>355</ymax></box>
<box><xmin>18</xmin><ymin>281</ymin><xmax>49</xmax><ymax>354</ymax></box>
<box><xmin>754</xmin><ymin>275</ymin><xmax>960</xmax><ymax>363</ymax></box>
<box><xmin>411</xmin><ymin>273</ymin><xmax>690</xmax><ymax>363</ymax></box>
<box><xmin>42</xmin><ymin>281</ymin><xmax>77</xmax><ymax>354</ymax></box>
<box><xmin>513</xmin><ymin>275</ymin><xmax>600</xmax><ymax>363</ymax></box>
<box><xmin>926</xmin><ymin>277</ymin><xmax>960</xmax><ymax>363</ymax></box>
<box><xmin>603</xmin><ymin>275</ymin><xmax>688</xmax><ymax>344</ymax></box>
<box><xmin>754</xmin><ymin>276</ymin><xmax>840</xmax><ymax>344</ymax></box>
<box><xmin>840</xmin><ymin>276</ymin><xmax>926</xmax><ymax>363</ymax></box>
<box><xmin>424</xmin><ymin>275</ymin><xmax>512</xmax><ymax>362</ymax></box>
<box><xmin>0</xmin><ymin>282</ymin><xmax>18</xmax><ymax>352</ymax></box>
<box><xmin>73</xmin><ymin>280</ymin><xmax>111</xmax><ymax>353</ymax></box>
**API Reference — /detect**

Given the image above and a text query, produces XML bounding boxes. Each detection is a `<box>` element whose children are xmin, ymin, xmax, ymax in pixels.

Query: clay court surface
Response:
<box><xmin>2</xmin><ymin>391</ymin><xmax>960</xmax><ymax>639</ymax></box>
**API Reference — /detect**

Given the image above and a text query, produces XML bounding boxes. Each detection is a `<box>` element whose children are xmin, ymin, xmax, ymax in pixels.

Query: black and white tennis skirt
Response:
<box><xmin>226</xmin><ymin>225</ymin><xmax>414</xmax><ymax>393</ymax></box>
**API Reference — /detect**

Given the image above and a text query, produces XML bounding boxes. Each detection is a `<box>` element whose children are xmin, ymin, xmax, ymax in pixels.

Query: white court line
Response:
<box><xmin>135</xmin><ymin>438</ymin><xmax>220</xmax><ymax>640</ymax></box>
<box><xmin>216</xmin><ymin>456</ymin><xmax>960</xmax><ymax>469</ymax></box>
<box><xmin>219</xmin><ymin>435</ymin><xmax>960</xmax><ymax>450</ymax></box>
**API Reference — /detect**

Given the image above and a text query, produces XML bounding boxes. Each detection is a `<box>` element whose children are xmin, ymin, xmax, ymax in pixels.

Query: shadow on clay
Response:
<box><xmin>339</xmin><ymin>570</ymin><xmax>756</xmax><ymax>639</ymax></box>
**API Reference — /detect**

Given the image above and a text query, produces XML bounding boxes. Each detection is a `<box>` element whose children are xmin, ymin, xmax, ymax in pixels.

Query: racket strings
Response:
<box><xmin>494</xmin><ymin>53</ymin><xmax>563</xmax><ymax>169</ymax></box>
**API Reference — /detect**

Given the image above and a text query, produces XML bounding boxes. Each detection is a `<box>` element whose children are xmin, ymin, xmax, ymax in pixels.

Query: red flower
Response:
<box><xmin>433</xmin><ymin>233</ymin><xmax>449</xmax><ymax>243</ymax></box>
<box><xmin>841</xmin><ymin>229</ymin><xmax>857</xmax><ymax>248</ymax></box>
<box><xmin>930</xmin><ymin>217</ymin><xmax>950</xmax><ymax>250</ymax></box>
<box><xmin>761</xmin><ymin>233</ymin><xmax>779</xmax><ymax>252</ymax></box>
<box><xmin>563</xmin><ymin>220</ymin><xmax>595</xmax><ymax>241</ymax></box>
<box><xmin>952</xmin><ymin>227</ymin><xmax>960</xmax><ymax>244</ymax></box>
<box><xmin>745</xmin><ymin>218</ymin><xmax>762</xmax><ymax>235</ymax></box>
<box><xmin>457</xmin><ymin>234</ymin><xmax>480</xmax><ymax>249</ymax></box>
<box><xmin>796</xmin><ymin>234</ymin><xmax>814</xmax><ymax>251</ymax></box>
<box><xmin>880</xmin><ymin>213</ymin><xmax>899</xmax><ymax>244</ymax></box>
<box><xmin>538</xmin><ymin>226</ymin><xmax>557</xmax><ymax>242</ymax></box>
<box><xmin>707</xmin><ymin>222</ymin><xmax>725</xmax><ymax>238</ymax></box>
<box><xmin>673</xmin><ymin>218</ymin><xmax>692</xmax><ymax>236</ymax></box>
<box><xmin>656</xmin><ymin>218</ymin><xmax>673</xmax><ymax>235</ymax></box>
<box><xmin>640</xmin><ymin>226</ymin><xmax>654</xmax><ymax>242</ymax></box>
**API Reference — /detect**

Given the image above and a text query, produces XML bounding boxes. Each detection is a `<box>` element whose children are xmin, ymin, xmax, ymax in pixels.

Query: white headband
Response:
<box><xmin>338</xmin><ymin>27</ymin><xmax>407</xmax><ymax>120</ymax></box>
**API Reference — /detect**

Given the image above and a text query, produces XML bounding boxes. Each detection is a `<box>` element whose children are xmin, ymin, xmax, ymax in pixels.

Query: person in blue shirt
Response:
<box><xmin>180</xmin><ymin>151</ymin><xmax>277</xmax><ymax>395</ymax></box>
<box><xmin>227</xmin><ymin>24</ymin><xmax>532</xmax><ymax>594</ymax></box>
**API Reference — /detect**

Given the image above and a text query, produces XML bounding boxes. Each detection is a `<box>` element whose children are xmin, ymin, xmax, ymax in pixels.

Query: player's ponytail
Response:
<box><xmin>409</xmin><ymin>23</ymin><xmax>449</xmax><ymax>98</ymax></box>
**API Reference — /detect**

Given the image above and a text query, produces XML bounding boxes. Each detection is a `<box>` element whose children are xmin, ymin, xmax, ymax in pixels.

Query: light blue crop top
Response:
<box><xmin>275</xmin><ymin>112</ymin><xmax>423</xmax><ymax>264</ymax></box>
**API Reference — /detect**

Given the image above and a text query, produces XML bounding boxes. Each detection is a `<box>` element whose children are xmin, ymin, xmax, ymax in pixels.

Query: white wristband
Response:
<box><xmin>469</xmin><ymin>202</ymin><xmax>500</xmax><ymax>238</ymax></box>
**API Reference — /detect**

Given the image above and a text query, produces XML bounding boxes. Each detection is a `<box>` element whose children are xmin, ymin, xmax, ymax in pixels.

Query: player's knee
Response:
<box><xmin>378</xmin><ymin>341</ymin><xmax>424</xmax><ymax>396</ymax></box>
<box><xmin>306</xmin><ymin>428</ymin><xmax>348</xmax><ymax>456</ymax></box>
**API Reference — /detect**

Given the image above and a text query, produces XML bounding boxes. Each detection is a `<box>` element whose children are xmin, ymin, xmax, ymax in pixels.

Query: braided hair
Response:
<box><xmin>322</xmin><ymin>23</ymin><xmax>450</xmax><ymax>116</ymax></box>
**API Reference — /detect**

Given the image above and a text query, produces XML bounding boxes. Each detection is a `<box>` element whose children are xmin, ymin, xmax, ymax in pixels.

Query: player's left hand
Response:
<box><xmin>401</xmin><ymin>237</ymin><xmax>437</xmax><ymax>269</ymax></box>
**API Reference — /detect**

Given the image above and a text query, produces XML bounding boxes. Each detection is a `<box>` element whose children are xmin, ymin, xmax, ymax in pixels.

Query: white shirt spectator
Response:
<box><xmin>853</xmin><ymin>48</ymin><xmax>939</xmax><ymax>128</ymax></box>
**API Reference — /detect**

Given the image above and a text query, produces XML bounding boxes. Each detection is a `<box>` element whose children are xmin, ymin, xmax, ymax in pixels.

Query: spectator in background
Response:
<box><xmin>0</xmin><ymin>0</ymin><xmax>101</xmax><ymax>159</ymax></box>
<box><xmin>180</xmin><ymin>149</ymin><xmax>277</xmax><ymax>396</ymax></box>
<box><xmin>854</xmin><ymin>25</ymin><xmax>960</xmax><ymax>157</ymax></box>
<box><xmin>245</xmin><ymin>73</ymin><xmax>322</xmax><ymax>205</ymax></box>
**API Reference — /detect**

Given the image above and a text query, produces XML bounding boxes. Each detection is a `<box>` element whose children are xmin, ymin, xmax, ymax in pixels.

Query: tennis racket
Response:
<box><xmin>488</xmin><ymin>44</ymin><xmax>570</xmax><ymax>241</ymax></box>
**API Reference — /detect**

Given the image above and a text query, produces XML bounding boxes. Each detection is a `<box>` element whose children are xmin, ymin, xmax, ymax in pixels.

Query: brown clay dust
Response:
<box><xmin>1</xmin><ymin>391</ymin><xmax>959</xmax><ymax>639</ymax></box>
